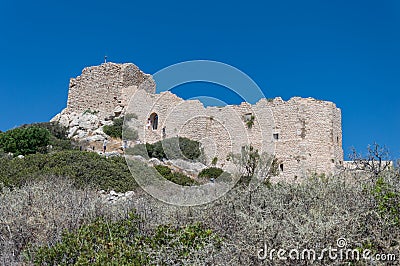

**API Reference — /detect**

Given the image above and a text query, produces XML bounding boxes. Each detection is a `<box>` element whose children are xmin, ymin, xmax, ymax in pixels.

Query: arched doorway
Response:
<box><xmin>150</xmin><ymin>112</ymin><xmax>158</xmax><ymax>130</ymax></box>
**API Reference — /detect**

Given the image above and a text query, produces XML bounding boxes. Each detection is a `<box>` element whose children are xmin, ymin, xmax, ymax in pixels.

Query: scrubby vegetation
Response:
<box><xmin>198</xmin><ymin>167</ymin><xmax>224</xmax><ymax>180</ymax></box>
<box><xmin>0</xmin><ymin>178</ymin><xmax>220</xmax><ymax>265</ymax></box>
<box><xmin>29</xmin><ymin>122</ymin><xmax>73</xmax><ymax>151</ymax></box>
<box><xmin>154</xmin><ymin>165</ymin><xmax>197</xmax><ymax>186</ymax></box>
<box><xmin>1</xmin><ymin>166</ymin><xmax>399</xmax><ymax>265</ymax></box>
<box><xmin>31</xmin><ymin>213</ymin><xmax>220</xmax><ymax>265</ymax></box>
<box><xmin>103</xmin><ymin>115</ymin><xmax>138</xmax><ymax>140</ymax></box>
<box><xmin>372</xmin><ymin>176</ymin><xmax>400</xmax><ymax>226</ymax></box>
<box><xmin>0</xmin><ymin>126</ymin><xmax>50</xmax><ymax>156</ymax></box>
<box><xmin>1</xmin><ymin>126</ymin><xmax>399</xmax><ymax>265</ymax></box>
<box><xmin>103</xmin><ymin>117</ymin><xmax>124</xmax><ymax>139</ymax></box>
<box><xmin>0</xmin><ymin>122</ymin><xmax>73</xmax><ymax>156</ymax></box>
<box><xmin>228</xmin><ymin>144</ymin><xmax>279</xmax><ymax>186</ymax></box>
<box><xmin>131</xmin><ymin>137</ymin><xmax>202</xmax><ymax>161</ymax></box>
<box><xmin>0</xmin><ymin>150</ymin><xmax>140</xmax><ymax>192</ymax></box>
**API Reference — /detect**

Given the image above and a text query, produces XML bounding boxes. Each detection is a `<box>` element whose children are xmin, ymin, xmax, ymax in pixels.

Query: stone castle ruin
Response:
<box><xmin>52</xmin><ymin>62</ymin><xmax>344</xmax><ymax>181</ymax></box>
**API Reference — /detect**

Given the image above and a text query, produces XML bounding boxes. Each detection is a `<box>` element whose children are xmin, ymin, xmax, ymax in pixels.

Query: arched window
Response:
<box><xmin>150</xmin><ymin>113</ymin><xmax>158</xmax><ymax>130</ymax></box>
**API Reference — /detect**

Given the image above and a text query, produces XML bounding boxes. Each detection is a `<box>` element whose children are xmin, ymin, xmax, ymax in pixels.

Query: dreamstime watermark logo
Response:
<box><xmin>257</xmin><ymin>238</ymin><xmax>396</xmax><ymax>262</ymax></box>
<box><xmin>123</xmin><ymin>60</ymin><xmax>276</xmax><ymax>206</ymax></box>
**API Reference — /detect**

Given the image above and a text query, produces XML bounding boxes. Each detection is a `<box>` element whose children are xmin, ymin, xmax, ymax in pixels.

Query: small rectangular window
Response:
<box><xmin>279</xmin><ymin>164</ymin><xmax>284</xmax><ymax>172</ymax></box>
<box><xmin>273</xmin><ymin>133</ymin><xmax>279</xmax><ymax>140</ymax></box>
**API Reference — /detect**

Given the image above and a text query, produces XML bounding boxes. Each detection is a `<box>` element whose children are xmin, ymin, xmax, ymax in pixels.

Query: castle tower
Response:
<box><xmin>65</xmin><ymin>62</ymin><xmax>155</xmax><ymax>119</ymax></box>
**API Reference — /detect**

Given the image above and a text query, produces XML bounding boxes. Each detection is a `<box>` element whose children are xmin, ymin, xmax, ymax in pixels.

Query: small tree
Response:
<box><xmin>246</xmin><ymin>115</ymin><xmax>255</xmax><ymax>129</ymax></box>
<box><xmin>350</xmin><ymin>143</ymin><xmax>392</xmax><ymax>177</ymax></box>
<box><xmin>227</xmin><ymin>145</ymin><xmax>276</xmax><ymax>184</ymax></box>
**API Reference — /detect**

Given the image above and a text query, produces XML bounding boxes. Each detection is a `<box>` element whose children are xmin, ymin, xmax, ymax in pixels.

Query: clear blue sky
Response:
<box><xmin>0</xmin><ymin>0</ymin><xmax>399</xmax><ymax>159</ymax></box>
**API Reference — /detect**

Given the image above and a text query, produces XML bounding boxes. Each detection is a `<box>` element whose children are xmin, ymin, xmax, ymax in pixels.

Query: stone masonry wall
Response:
<box><xmin>126</xmin><ymin>87</ymin><xmax>344</xmax><ymax>181</ymax></box>
<box><xmin>59</xmin><ymin>62</ymin><xmax>344</xmax><ymax>181</ymax></box>
<box><xmin>66</xmin><ymin>63</ymin><xmax>155</xmax><ymax>119</ymax></box>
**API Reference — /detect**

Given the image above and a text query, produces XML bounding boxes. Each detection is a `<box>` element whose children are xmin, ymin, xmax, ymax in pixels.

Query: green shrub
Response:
<box><xmin>198</xmin><ymin>167</ymin><xmax>224</xmax><ymax>179</ymax></box>
<box><xmin>154</xmin><ymin>165</ymin><xmax>197</xmax><ymax>186</ymax></box>
<box><xmin>0</xmin><ymin>126</ymin><xmax>50</xmax><ymax>156</ymax></box>
<box><xmin>38</xmin><ymin>122</ymin><xmax>73</xmax><ymax>151</ymax></box>
<box><xmin>0</xmin><ymin>150</ymin><xmax>143</xmax><ymax>192</ymax></box>
<box><xmin>130</xmin><ymin>137</ymin><xmax>201</xmax><ymax>161</ymax></box>
<box><xmin>174</xmin><ymin>137</ymin><xmax>202</xmax><ymax>160</ymax></box>
<box><xmin>372</xmin><ymin>177</ymin><xmax>400</xmax><ymax>225</ymax></box>
<box><xmin>103</xmin><ymin>117</ymin><xmax>124</xmax><ymax>138</ymax></box>
<box><xmin>154</xmin><ymin>165</ymin><xmax>172</xmax><ymax>176</ymax></box>
<box><xmin>32</xmin><ymin>212</ymin><xmax>144</xmax><ymax>265</ymax></box>
<box><xmin>31</xmin><ymin>213</ymin><xmax>221</xmax><ymax>265</ymax></box>
<box><xmin>18</xmin><ymin>122</ymin><xmax>74</xmax><ymax>152</ymax></box>
<box><xmin>0</xmin><ymin>122</ymin><xmax>73</xmax><ymax>155</ymax></box>
<box><xmin>147</xmin><ymin>141</ymin><xmax>165</xmax><ymax>159</ymax></box>
<box><xmin>168</xmin><ymin>172</ymin><xmax>197</xmax><ymax>186</ymax></box>
<box><xmin>26</xmin><ymin>122</ymin><xmax>69</xmax><ymax>140</ymax></box>
<box><xmin>104</xmin><ymin>116</ymin><xmax>138</xmax><ymax>140</ymax></box>
<box><xmin>246</xmin><ymin>115</ymin><xmax>255</xmax><ymax>129</ymax></box>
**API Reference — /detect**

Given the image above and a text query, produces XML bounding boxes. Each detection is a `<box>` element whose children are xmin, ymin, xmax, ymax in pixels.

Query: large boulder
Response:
<box><xmin>85</xmin><ymin>135</ymin><xmax>105</xmax><ymax>142</ymax></box>
<box><xmin>165</xmin><ymin>159</ymin><xmax>207</xmax><ymax>174</ymax></box>
<box><xmin>113</xmin><ymin>106</ymin><xmax>124</xmax><ymax>116</ymax></box>
<box><xmin>148</xmin><ymin>158</ymin><xmax>162</xmax><ymax>166</ymax></box>
<box><xmin>93</xmin><ymin>127</ymin><xmax>108</xmax><ymax>137</ymax></box>
<box><xmin>74</xmin><ymin>130</ymin><xmax>88</xmax><ymax>139</ymax></box>
<box><xmin>68</xmin><ymin>126</ymin><xmax>79</xmax><ymax>138</ymax></box>
<box><xmin>69</xmin><ymin>113</ymin><xmax>99</xmax><ymax>130</ymax></box>
<box><xmin>59</xmin><ymin>115</ymin><xmax>70</xmax><ymax>127</ymax></box>
<box><xmin>79</xmin><ymin>114</ymin><xmax>100</xmax><ymax>130</ymax></box>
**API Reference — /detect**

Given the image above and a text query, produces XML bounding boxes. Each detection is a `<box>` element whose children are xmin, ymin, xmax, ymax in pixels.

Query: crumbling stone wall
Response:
<box><xmin>66</xmin><ymin>63</ymin><xmax>155</xmax><ymax>119</ymax></box>
<box><xmin>126</xmin><ymin>88</ymin><xmax>344</xmax><ymax>181</ymax></box>
<box><xmin>59</xmin><ymin>62</ymin><xmax>344</xmax><ymax>181</ymax></box>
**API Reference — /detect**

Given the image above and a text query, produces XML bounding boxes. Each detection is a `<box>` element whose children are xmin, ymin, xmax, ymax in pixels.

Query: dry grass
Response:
<box><xmin>0</xmin><ymin>176</ymin><xmax>135</xmax><ymax>264</ymax></box>
<box><xmin>1</xmin><ymin>169</ymin><xmax>399</xmax><ymax>265</ymax></box>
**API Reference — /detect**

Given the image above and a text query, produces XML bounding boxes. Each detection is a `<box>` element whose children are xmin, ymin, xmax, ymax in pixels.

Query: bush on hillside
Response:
<box><xmin>0</xmin><ymin>126</ymin><xmax>50</xmax><ymax>156</ymax></box>
<box><xmin>1</xmin><ymin>163</ymin><xmax>400</xmax><ymax>264</ymax></box>
<box><xmin>130</xmin><ymin>137</ymin><xmax>202</xmax><ymax>161</ymax></box>
<box><xmin>103</xmin><ymin>115</ymin><xmax>138</xmax><ymax>140</ymax></box>
<box><xmin>24</xmin><ymin>122</ymin><xmax>69</xmax><ymax>140</ymax></box>
<box><xmin>372</xmin><ymin>176</ymin><xmax>400</xmax><ymax>225</ymax></box>
<box><xmin>0</xmin><ymin>150</ymin><xmax>143</xmax><ymax>192</ymax></box>
<box><xmin>31</xmin><ymin>213</ymin><xmax>220</xmax><ymax>265</ymax></box>
<box><xmin>32</xmin><ymin>122</ymin><xmax>73</xmax><ymax>151</ymax></box>
<box><xmin>0</xmin><ymin>177</ymin><xmax>221</xmax><ymax>265</ymax></box>
<box><xmin>103</xmin><ymin>117</ymin><xmax>124</xmax><ymax>138</ymax></box>
<box><xmin>198</xmin><ymin>167</ymin><xmax>224</xmax><ymax>180</ymax></box>
<box><xmin>154</xmin><ymin>165</ymin><xmax>197</xmax><ymax>186</ymax></box>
